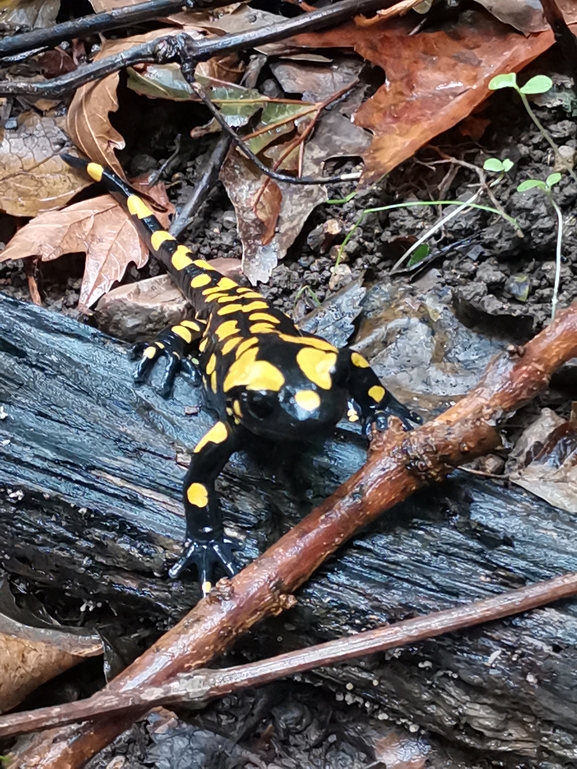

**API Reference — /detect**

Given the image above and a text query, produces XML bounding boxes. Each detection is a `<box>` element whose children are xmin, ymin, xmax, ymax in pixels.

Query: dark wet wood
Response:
<box><xmin>2</xmin><ymin>295</ymin><xmax>577</xmax><ymax>764</ymax></box>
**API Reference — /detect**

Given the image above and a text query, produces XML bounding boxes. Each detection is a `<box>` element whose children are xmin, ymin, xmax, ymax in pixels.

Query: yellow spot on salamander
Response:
<box><xmin>217</xmin><ymin>304</ymin><xmax>244</xmax><ymax>316</ymax></box>
<box><xmin>193</xmin><ymin>259</ymin><xmax>217</xmax><ymax>270</ymax></box>
<box><xmin>222</xmin><ymin>336</ymin><xmax>242</xmax><ymax>355</ymax></box>
<box><xmin>190</xmin><ymin>272</ymin><xmax>212</xmax><ymax>288</ymax></box>
<box><xmin>186</xmin><ymin>482</ymin><xmax>209</xmax><ymax>507</ymax></box>
<box><xmin>216</xmin><ymin>294</ymin><xmax>241</xmax><ymax>304</ymax></box>
<box><xmin>205</xmin><ymin>354</ymin><xmax>217</xmax><ymax>376</ymax></box>
<box><xmin>279</xmin><ymin>334</ymin><xmax>336</xmax><ymax>352</ymax></box>
<box><xmin>237</xmin><ymin>288</ymin><xmax>262</xmax><ymax>299</ymax></box>
<box><xmin>296</xmin><ymin>348</ymin><xmax>337</xmax><ymax>390</ymax></box>
<box><xmin>248</xmin><ymin>313</ymin><xmax>280</xmax><ymax>324</ymax></box>
<box><xmin>347</xmin><ymin>406</ymin><xmax>359</xmax><ymax>422</ymax></box>
<box><xmin>143</xmin><ymin>346</ymin><xmax>157</xmax><ymax>359</ymax></box>
<box><xmin>211</xmin><ymin>370</ymin><xmax>218</xmax><ymax>392</ymax></box>
<box><xmin>171</xmin><ymin>245</ymin><xmax>194</xmax><ymax>271</ymax></box>
<box><xmin>193</xmin><ymin>421</ymin><xmax>229</xmax><ymax>454</ymax></box>
<box><xmin>250</xmin><ymin>323</ymin><xmax>277</xmax><ymax>334</ymax></box>
<box><xmin>240</xmin><ymin>301</ymin><xmax>268</xmax><ymax>313</ymax></box>
<box><xmin>351</xmin><ymin>352</ymin><xmax>370</xmax><ymax>368</ymax></box>
<box><xmin>127</xmin><ymin>194</ymin><xmax>154</xmax><ymax>220</ymax></box>
<box><xmin>368</xmin><ymin>385</ymin><xmax>386</xmax><ymax>403</ymax></box>
<box><xmin>233</xmin><ymin>401</ymin><xmax>242</xmax><ymax>417</ymax></box>
<box><xmin>202</xmin><ymin>581</ymin><xmax>212</xmax><ymax>595</ymax></box>
<box><xmin>235</xmin><ymin>338</ymin><xmax>259</xmax><ymax>358</ymax></box>
<box><xmin>215</xmin><ymin>320</ymin><xmax>239</xmax><ymax>340</ymax></box>
<box><xmin>223</xmin><ymin>348</ymin><xmax>285</xmax><ymax>393</ymax></box>
<box><xmin>217</xmin><ymin>277</ymin><xmax>238</xmax><ymax>291</ymax></box>
<box><xmin>87</xmin><ymin>162</ymin><xmax>103</xmax><ymax>182</ymax></box>
<box><xmin>199</xmin><ymin>337</ymin><xmax>209</xmax><ymax>352</ymax></box>
<box><xmin>181</xmin><ymin>320</ymin><xmax>201</xmax><ymax>331</ymax></box>
<box><xmin>294</xmin><ymin>389</ymin><xmax>321</xmax><ymax>412</ymax></box>
<box><xmin>171</xmin><ymin>325</ymin><xmax>192</xmax><ymax>343</ymax></box>
<box><xmin>150</xmin><ymin>230</ymin><xmax>176</xmax><ymax>251</ymax></box>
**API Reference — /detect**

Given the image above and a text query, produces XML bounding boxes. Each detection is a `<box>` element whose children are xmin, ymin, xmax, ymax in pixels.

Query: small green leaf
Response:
<box><xmin>483</xmin><ymin>158</ymin><xmax>504</xmax><ymax>172</ymax></box>
<box><xmin>520</xmin><ymin>75</ymin><xmax>553</xmax><ymax>95</ymax></box>
<box><xmin>489</xmin><ymin>73</ymin><xmax>518</xmax><ymax>91</ymax></box>
<box><xmin>502</xmin><ymin>159</ymin><xmax>514</xmax><ymax>173</ymax></box>
<box><xmin>517</xmin><ymin>179</ymin><xmax>546</xmax><ymax>192</ymax></box>
<box><xmin>546</xmin><ymin>172</ymin><xmax>562</xmax><ymax>188</ymax></box>
<box><xmin>407</xmin><ymin>243</ymin><xmax>431</xmax><ymax>268</ymax></box>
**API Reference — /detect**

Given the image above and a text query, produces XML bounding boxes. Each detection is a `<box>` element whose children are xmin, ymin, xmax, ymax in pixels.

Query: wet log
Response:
<box><xmin>1</xmin><ymin>293</ymin><xmax>577</xmax><ymax>764</ymax></box>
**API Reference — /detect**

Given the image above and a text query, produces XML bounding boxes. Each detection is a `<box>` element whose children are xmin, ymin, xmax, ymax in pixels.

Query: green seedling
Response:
<box><xmin>483</xmin><ymin>158</ymin><xmax>514</xmax><ymax>174</ymax></box>
<box><xmin>517</xmin><ymin>173</ymin><xmax>564</xmax><ymax>319</ymax></box>
<box><xmin>489</xmin><ymin>73</ymin><xmax>577</xmax><ymax>183</ymax></box>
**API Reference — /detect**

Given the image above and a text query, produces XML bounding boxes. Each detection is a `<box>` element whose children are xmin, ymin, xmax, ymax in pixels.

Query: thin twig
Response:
<box><xmin>0</xmin><ymin>0</ymin><xmax>182</xmax><ymax>60</ymax></box>
<box><xmin>186</xmin><ymin>78</ymin><xmax>360</xmax><ymax>185</ymax></box>
<box><xmin>11</xmin><ymin>307</ymin><xmax>577</xmax><ymax>769</ymax></box>
<box><xmin>0</xmin><ymin>0</ymin><xmax>393</xmax><ymax>99</ymax></box>
<box><xmin>2</xmin><ymin>571</ymin><xmax>577</xmax><ymax>738</ymax></box>
<box><xmin>539</xmin><ymin>0</ymin><xmax>577</xmax><ymax>95</ymax></box>
<box><xmin>169</xmin><ymin>132</ymin><xmax>231</xmax><ymax>238</ymax></box>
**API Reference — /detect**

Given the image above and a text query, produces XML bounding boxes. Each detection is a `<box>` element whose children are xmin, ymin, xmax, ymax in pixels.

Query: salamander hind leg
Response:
<box><xmin>132</xmin><ymin>317</ymin><xmax>205</xmax><ymax>397</ymax></box>
<box><xmin>169</xmin><ymin>421</ymin><xmax>242</xmax><ymax>595</ymax></box>
<box><xmin>345</xmin><ymin>349</ymin><xmax>422</xmax><ymax>435</ymax></box>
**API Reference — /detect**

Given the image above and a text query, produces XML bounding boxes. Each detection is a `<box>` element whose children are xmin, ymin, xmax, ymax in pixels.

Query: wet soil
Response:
<box><xmin>1</xmin><ymin>28</ymin><xmax>576</xmax><ymax>769</ymax></box>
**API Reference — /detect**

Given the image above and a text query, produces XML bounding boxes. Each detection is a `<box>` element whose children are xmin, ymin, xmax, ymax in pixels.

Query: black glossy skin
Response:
<box><xmin>63</xmin><ymin>153</ymin><xmax>421</xmax><ymax>594</ymax></box>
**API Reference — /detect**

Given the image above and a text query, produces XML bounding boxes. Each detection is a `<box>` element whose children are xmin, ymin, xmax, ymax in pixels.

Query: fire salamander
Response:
<box><xmin>63</xmin><ymin>153</ymin><xmax>421</xmax><ymax>594</ymax></box>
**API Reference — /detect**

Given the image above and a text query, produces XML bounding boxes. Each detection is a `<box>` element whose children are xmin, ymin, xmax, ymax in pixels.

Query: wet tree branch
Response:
<box><xmin>3</xmin><ymin>570</ymin><xmax>577</xmax><ymax>738</ymax></box>
<box><xmin>0</xmin><ymin>0</ymin><xmax>393</xmax><ymax>99</ymax></box>
<box><xmin>10</xmin><ymin>306</ymin><xmax>577</xmax><ymax>769</ymax></box>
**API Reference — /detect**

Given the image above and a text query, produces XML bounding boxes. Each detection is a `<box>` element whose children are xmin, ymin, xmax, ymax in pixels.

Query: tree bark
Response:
<box><xmin>1</xmin><ymin>294</ymin><xmax>577</xmax><ymax>763</ymax></box>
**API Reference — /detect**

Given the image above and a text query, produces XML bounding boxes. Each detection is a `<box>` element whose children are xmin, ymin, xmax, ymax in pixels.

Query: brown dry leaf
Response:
<box><xmin>0</xmin><ymin>0</ymin><xmax>59</xmax><ymax>31</ymax></box>
<box><xmin>473</xmin><ymin>0</ymin><xmax>576</xmax><ymax>34</ymax></box>
<box><xmin>0</xmin><ymin>591</ymin><xmax>101</xmax><ymax>713</ymax></box>
<box><xmin>0</xmin><ymin>112</ymin><xmax>91</xmax><ymax>216</ymax></box>
<box><xmin>295</xmin><ymin>11</ymin><xmax>577</xmax><ymax>186</ymax></box>
<box><xmin>221</xmin><ymin>111</ymin><xmax>370</xmax><ymax>283</ymax></box>
<box><xmin>67</xmin><ymin>28</ymin><xmax>204</xmax><ymax>179</ymax></box>
<box><xmin>255</xmin><ymin>180</ymin><xmax>282</xmax><ymax>246</ymax></box>
<box><xmin>506</xmin><ymin>408</ymin><xmax>577</xmax><ymax>513</ymax></box>
<box><xmin>270</xmin><ymin>57</ymin><xmax>363</xmax><ymax>103</ymax></box>
<box><xmin>89</xmin><ymin>0</ymin><xmax>143</xmax><ymax>8</ymax></box>
<box><xmin>0</xmin><ymin>178</ymin><xmax>173</xmax><ymax>309</ymax></box>
<box><xmin>374</xmin><ymin>731</ymin><xmax>429</xmax><ymax>769</ymax></box>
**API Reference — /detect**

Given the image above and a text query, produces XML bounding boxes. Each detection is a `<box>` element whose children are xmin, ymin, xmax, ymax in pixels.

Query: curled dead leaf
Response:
<box><xmin>0</xmin><ymin>112</ymin><xmax>91</xmax><ymax>216</ymax></box>
<box><xmin>0</xmin><ymin>178</ymin><xmax>173</xmax><ymax>310</ymax></box>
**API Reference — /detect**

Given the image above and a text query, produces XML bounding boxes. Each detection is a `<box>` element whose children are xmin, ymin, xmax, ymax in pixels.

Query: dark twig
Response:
<box><xmin>539</xmin><ymin>0</ymin><xmax>577</xmax><ymax>94</ymax></box>
<box><xmin>0</xmin><ymin>0</ymin><xmax>392</xmax><ymax>99</ymax></box>
<box><xmin>0</xmin><ymin>0</ymin><xmax>182</xmax><ymax>59</ymax></box>
<box><xmin>169</xmin><ymin>132</ymin><xmax>231</xmax><ymax>238</ymax></box>
<box><xmin>2</xmin><ymin>571</ymin><xmax>577</xmax><ymax>737</ymax></box>
<box><xmin>185</xmin><ymin>78</ymin><xmax>360</xmax><ymax>185</ymax></box>
<box><xmin>168</xmin><ymin>53</ymin><xmax>265</xmax><ymax>236</ymax></box>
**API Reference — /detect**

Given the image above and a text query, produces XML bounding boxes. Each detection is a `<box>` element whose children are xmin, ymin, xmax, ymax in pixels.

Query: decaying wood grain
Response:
<box><xmin>2</xmin><ymin>296</ymin><xmax>577</xmax><ymax>766</ymax></box>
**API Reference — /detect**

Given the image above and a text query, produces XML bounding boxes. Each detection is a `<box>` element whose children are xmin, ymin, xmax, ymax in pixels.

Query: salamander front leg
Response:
<box><xmin>132</xmin><ymin>318</ymin><xmax>205</xmax><ymax>396</ymax></box>
<box><xmin>169</xmin><ymin>421</ymin><xmax>242</xmax><ymax>594</ymax></box>
<box><xmin>344</xmin><ymin>349</ymin><xmax>422</xmax><ymax>435</ymax></box>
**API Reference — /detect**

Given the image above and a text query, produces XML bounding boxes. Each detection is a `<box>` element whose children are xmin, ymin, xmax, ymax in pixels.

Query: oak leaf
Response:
<box><xmin>0</xmin><ymin>180</ymin><xmax>174</xmax><ymax>310</ymax></box>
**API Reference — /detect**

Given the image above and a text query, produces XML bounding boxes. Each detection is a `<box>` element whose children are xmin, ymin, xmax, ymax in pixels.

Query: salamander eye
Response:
<box><xmin>243</xmin><ymin>391</ymin><xmax>277</xmax><ymax>420</ymax></box>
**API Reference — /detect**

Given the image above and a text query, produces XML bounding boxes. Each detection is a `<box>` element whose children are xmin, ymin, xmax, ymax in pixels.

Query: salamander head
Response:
<box><xmin>227</xmin><ymin>347</ymin><xmax>349</xmax><ymax>440</ymax></box>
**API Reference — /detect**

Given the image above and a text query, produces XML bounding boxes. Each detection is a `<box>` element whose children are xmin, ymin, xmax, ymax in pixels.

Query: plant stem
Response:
<box><xmin>547</xmin><ymin>192</ymin><xmax>564</xmax><ymax>320</ymax></box>
<box><xmin>333</xmin><ymin>199</ymin><xmax>520</xmax><ymax>268</ymax></box>
<box><xmin>518</xmin><ymin>91</ymin><xmax>577</xmax><ymax>185</ymax></box>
